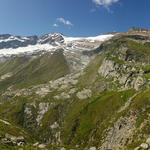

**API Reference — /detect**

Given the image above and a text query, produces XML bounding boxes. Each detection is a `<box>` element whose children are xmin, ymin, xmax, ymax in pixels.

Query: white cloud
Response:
<box><xmin>53</xmin><ymin>24</ymin><xmax>58</xmax><ymax>27</ymax></box>
<box><xmin>92</xmin><ymin>0</ymin><xmax>119</xmax><ymax>7</ymax></box>
<box><xmin>57</xmin><ymin>18</ymin><xmax>73</xmax><ymax>26</ymax></box>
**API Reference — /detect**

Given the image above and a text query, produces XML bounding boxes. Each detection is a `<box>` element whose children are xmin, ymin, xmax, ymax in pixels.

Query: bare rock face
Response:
<box><xmin>36</xmin><ymin>102</ymin><xmax>51</xmax><ymax>125</ymax></box>
<box><xmin>98</xmin><ymin>59</ymin><xmax>118</xmax><ymax>78</ymax></box>
<box><xmin>24</xmin><ymin>106</ymin><xmax>32</xmax><ymax>116</ymax></box>
<box><xmin>76</xmin><ymin>89</ymin><xmax>92</xmax><ymax>100</ymax></box>
<box><xmin>131</xmin><ymin>76</ymin><xmax>145</xmax><ymax>90</ymax></box>
<box><xmin>0</xmin><ymin>72</ymin><xmax>13</xmax><ymax>80</ymax></box>
<box><xmin>98</xmin><ymin>58</ymin><xmax>147</xmax><ymax>91</ymax></box>
<box><xmin>100</xmin><ymin>116</ymin><xmax>136</xmax><ymax>150</ymax></box>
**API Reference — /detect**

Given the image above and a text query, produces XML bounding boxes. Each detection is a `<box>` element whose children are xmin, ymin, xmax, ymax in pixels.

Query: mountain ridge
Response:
<box><xmin>0</xmin><ymin>29</ymin><xmax>150</xmax><ymax>150</ymax></box>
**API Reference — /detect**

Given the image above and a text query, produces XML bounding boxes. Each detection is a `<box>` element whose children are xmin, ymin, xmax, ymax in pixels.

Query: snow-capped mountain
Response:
<box><xmin>0</xmin><ymin>33</ymin><xmax>115</xmax><ymax>71</ymax></box>
<box><xmin>0</xmin><ymin>33</ymin><xmax>114</xmax><ymax>57</ymax></box>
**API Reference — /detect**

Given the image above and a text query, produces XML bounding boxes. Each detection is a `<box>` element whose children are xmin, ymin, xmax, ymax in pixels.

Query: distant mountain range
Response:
<box><xmin>0</xmin><ymin>33</ymin><xmax>114</xmax><ymax>57</ymax></box>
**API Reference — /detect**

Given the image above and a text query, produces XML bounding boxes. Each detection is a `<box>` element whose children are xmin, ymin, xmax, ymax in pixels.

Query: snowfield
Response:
<box><xmin>0</xmin><ymin>44</ymin><xmax>56</xmax><ymax>57</ymax></box>
<box><xmin>63</xmin><ymin>34</ymin><xmax>114</xmax><ymax>43</ymax></box>
<box><xmin>0</xmin><ymin>34</ymin><xmax>114</xmax><ymax>57</ymax></box>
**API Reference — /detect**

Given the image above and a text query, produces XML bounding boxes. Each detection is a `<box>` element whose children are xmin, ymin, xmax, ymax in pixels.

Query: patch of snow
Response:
<box><xmin>63</xmin><ymin>36</ymin><xmax>83</xmax><ymax>43</ymax></box>
<box><xmin>0</xmin><ymin>44</ymin><xmax>56</xmax><ymax>57</ymax></box>
<box><xmin>86</xmin><ymin>34</ymin><xmax>114</xmax><ymax>42</ymax></box>
<box><xmin>63</xmin><ymin>34</ymin><xmax>114</xmax><ymax>43</ymax></box>
<box><xmin>0</xmin><ymin>36</ymin><xmax>27</xmax><ymax>43</ymax></box>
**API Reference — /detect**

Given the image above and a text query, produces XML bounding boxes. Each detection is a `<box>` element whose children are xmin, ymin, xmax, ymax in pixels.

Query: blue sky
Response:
<box><xmin>0</xmin><ymin>0</ymin><xmax>149</xmax><ymax>37</ymax></box>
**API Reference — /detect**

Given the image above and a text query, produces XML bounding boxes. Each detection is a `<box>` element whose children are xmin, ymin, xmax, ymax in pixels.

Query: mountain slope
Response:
<box><xmin>0</xmin><ymin>29</ymin><xmax>150</xmax><ymax>150</ymax></box>
<box><xmin>0</xmin><ymin>50</ymin><xmax>70</xmax><ymax>92</ymax></box>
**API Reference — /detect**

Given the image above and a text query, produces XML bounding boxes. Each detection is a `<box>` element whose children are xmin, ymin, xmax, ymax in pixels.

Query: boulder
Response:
<box><xmin>59</xmin><ymin>84</ymin><xmax>69</xmax><ymax>91</ymax></box>
<box><xmin>69</xmin><ymin>88</ymin><xmax>77</xmax><ymax>94</ymax></box>
<box><xmin>2</xmin><ymin>138</ymin><xmax>15</xmax><ymax>146</ymax></box>
<box><xmin>36</xmin><ymin>87</ymin><xmax>50</xmax><ymax>97</ymax></box>
<box><xmin>60</xmin><ymin>148</ymin><xmax>66</xmax><ymax>150</ymax></box>
<box><xmin>70</xmin><ymin>79</ymin><xmax>78</xmax><ymax>85</ymax></box>
<box><xmin>140</xmin><ymin>143</ymin><xmax>149</xmax><ymax>149</ymax></box>
<box><xmin>16</xmin><ymin>136</ymin><xmax>25</xmax><ymax>142</ymax></box>
<box><xmin>61</xmin><ymin>92</ymin><xmax>70</xmax><ymax>99</ymax></box>
<box><xmin>54</xmin><ymin>92</ymin><xmax>70</xmax><ymax>100</ymax></box>
<box><xmin>50</xmin><ymin>122</ymin><xmax>59</xmax><ymax>129</ymax></box>
<box><xmin>33</xmin><ymin>142</ymin><xmax>39</xmax><ymax>147</ymax></box>
<box><xmin>38</xmin><ymin>143</ymin><xmax>46</xmax><ymax>149</ymax></box>
<box><xmin>17</xmin><ymin>141</ymin><xmax>24</xmax><ymax>146</ymax></box>
<box><xmin>146</xmin><ymin>137</ymin><xmax>150</xmax><ymax>145</ymax></box>
<box><xmin>134</xmin><ymin>147</ymin><xmax>140</xmax><ymax>150</ymax></box>
<box><xmin>5</xmin><ymin>133</ymin><xmax>17</xmax><ymax>141</ymax></box>
<box><xmin>89</xmin><ymin>147</ymin><xmax>96</xmax><ymax>150</ymax></box>
<box><xmin>76</xmin><ymin>89</ymin><xmax>92</xmax><ymax>100</ymax></box>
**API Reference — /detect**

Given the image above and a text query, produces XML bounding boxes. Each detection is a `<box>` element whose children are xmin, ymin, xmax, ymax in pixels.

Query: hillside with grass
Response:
<box><xmin>0</xmin><ymin>30</ymin><xmax>150</xmax><ymax>150</ymax></box>
<box><xmin>0</xmin><ymin>49</ymin><xmax>70</xmax><ymax>91</ymax></box>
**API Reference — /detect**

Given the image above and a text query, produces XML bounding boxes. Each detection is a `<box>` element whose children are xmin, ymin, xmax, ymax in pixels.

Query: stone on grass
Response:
<box><xmin>140</xmin><ymin>143</ymin><xmax>148</xmax><ymax>149</ymax></box>
<box><xmin>89</xmin><ymin>147</ymin><xmax>96</xmax><ymax>150</ymax></box>
<box><xmin>134</xmin><ymin>147</ymin><xmax>140</xmax><ymax>150</ymax></box>
<box><xmin>38</xmin><ymin>144</ymin><xmax>46</xmax><ymax>149</ymax></box>
<box><xmin>60</xmin><ymin>148</ymin><xmax>66</xmax><ymax>150</ymax></box>
<box><xmin>33</xmin><ymin>142</ymin><xmax>39</xmax><ymax>147</ymax></box>
<box><xmin>76</xmin><ymin>89</ymin><xmax>92</xmax><ymax>100</ymax></box>
<box><xmin>16</xmin><ymin>136</ymin><xmax>24</xmax><ymax>142</ymax></box>
<box><xmin>17</xmin><ymin>141</ymin><xmax>24</xmax><ymax>146</ymax></box>
<box><xmin>146</xmin><ymin>137</ymin><xmax>150</xmax><ymax>145</ymax></box>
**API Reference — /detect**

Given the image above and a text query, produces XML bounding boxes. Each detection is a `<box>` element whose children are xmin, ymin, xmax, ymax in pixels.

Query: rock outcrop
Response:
<box><xmin>76</xmin><ymin>89</ymin><xmax>92</xmax><ymax>100</ymax></box>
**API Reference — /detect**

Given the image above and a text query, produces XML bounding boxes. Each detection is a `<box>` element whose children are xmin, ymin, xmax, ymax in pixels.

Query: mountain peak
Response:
<box><xmin>0</xmin><ymin>32</ymin><xmax>114</xmax><ymax>57</ymax></box>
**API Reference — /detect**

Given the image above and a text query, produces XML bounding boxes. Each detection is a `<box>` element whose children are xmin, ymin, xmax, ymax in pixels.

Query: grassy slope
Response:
<box><xmin>0</xmin><ymin>56</ymin><xmax>31</xmax><ymax>76</ymax></box>
<box><xmin>124</xmin><ymin>87</ymin><xmax>150</xmax><ymax>149</ymax></box>
<box><xmin>0</xmin><ymin>116</ymin><xmax>36</xmax><ymax>150</ymax></box>
<box><xmin>0</xmin><ymin>50</ymin><xmax>70</xmax><ymax>90</ymax></box>
<box><xmin>61</xmin><ymin>90</ymin><xmax>135</xmax><ymax>148</ymax></box>
<box><xmin>0</xmin><ymin>89</ymin><xmax>135</xmax><ymax>149</ymax></box>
